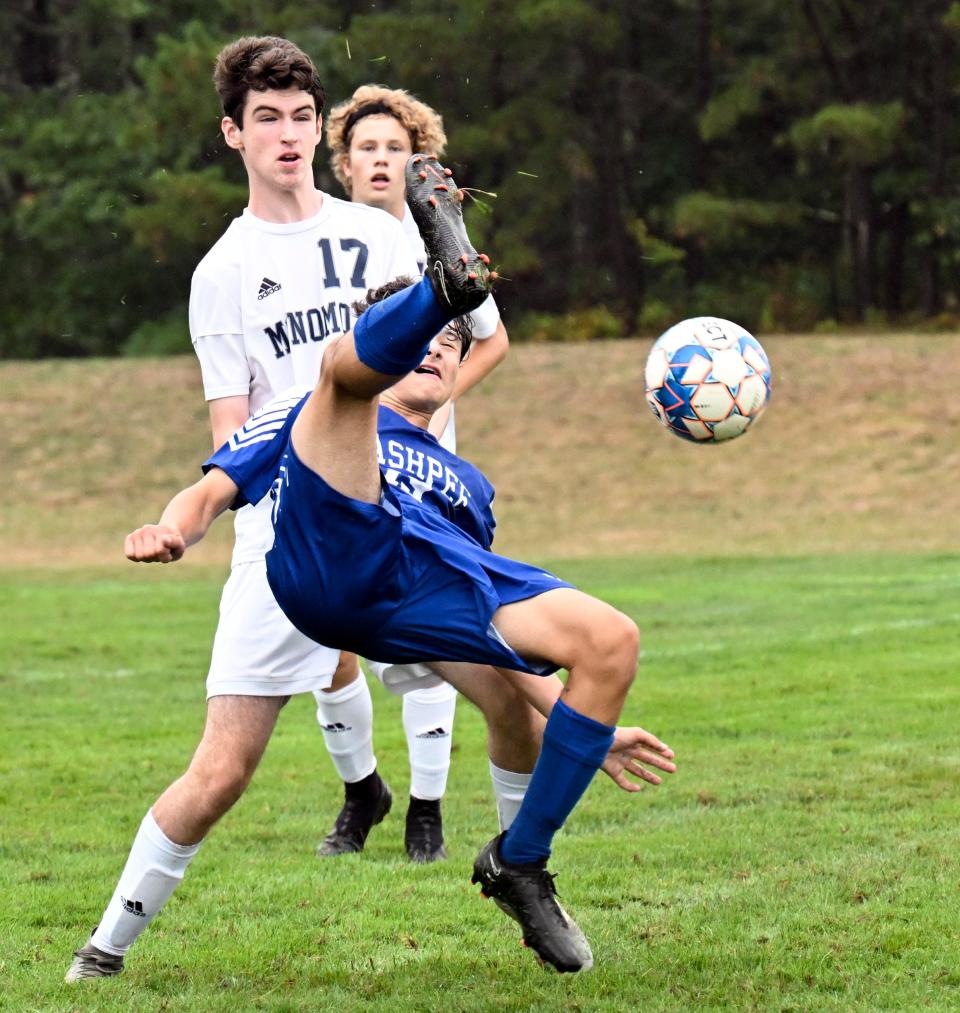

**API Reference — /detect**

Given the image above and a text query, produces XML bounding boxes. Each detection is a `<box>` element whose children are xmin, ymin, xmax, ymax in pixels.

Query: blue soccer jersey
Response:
<box><xmin>205</xmin><ymin>396</ymin><xmax>496</xmax><ymax>548</ymax></box>
<box><xmin>375</xmin><ymin>405</ymin><xmax>495</xmax><ymax>549</ymax></box>
<box><xmin>203</xmin><ymin>391</ymin><xmax>307</xmax><ymax>517</ymax></box>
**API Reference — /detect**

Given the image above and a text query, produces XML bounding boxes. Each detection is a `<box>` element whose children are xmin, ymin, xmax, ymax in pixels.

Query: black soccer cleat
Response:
<box><xmin>471</xmin><ymin>833</ymin><xmax>593</xmax><ymax>973</ymax></box>
<box><xmin>64</xmin><ymin>935</ymin><xmax>125</xmax><ymax>982</ymax></box>
<box><xmin>316</xmin><ymin>773</ymin><xmax>392</xmax><ymax>857</ymax></box>
<box><xmin>405</xmin><ymin>153</ymin><xmax>496</xmax><ymax>314</ymax></box>
<box><xmin>404</xmin><ymin>796</ymin><xmax>448</xmax><ymax>863</ymax></box>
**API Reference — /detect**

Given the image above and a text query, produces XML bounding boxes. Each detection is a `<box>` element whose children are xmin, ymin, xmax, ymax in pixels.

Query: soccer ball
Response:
<box><xmin>645</xmin><ymin>317</ymin><xmax>772</xmax><ymax>443</ymax></box>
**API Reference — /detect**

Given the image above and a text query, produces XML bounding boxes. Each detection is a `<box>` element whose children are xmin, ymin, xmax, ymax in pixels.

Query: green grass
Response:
<box><xmin>3</xmin><ymin>554</ymin><xmax>959</xmax><ymax>1011</ymax></box>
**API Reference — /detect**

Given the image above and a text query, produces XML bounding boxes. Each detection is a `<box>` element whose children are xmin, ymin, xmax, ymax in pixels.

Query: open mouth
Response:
<box><xmin>370</xmin><ymin>172</ymin><xmax>390</xmax><ymax>186</ymax></box>
<box><xmin>414</xmin><ymin>365</ymin><xmax>441</xmax><ymax>377</ymax></box>
<box><xmin>279</xmin><ymin>153</ymin><xmax>300</xmax><ymax>164</ymax></box>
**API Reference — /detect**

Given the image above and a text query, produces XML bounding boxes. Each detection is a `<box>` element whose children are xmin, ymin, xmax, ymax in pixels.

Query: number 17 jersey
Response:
<box><xmin>190</xmin><ymin>195</ymin><xmax>418</xmax><ymax>564</ymax></box>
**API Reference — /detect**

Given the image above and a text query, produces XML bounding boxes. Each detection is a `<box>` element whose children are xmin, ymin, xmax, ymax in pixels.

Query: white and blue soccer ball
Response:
<box><xmin>644</xmin><ymin>317</ymin><xmax>772</xmax><ymax>443</ymax></box>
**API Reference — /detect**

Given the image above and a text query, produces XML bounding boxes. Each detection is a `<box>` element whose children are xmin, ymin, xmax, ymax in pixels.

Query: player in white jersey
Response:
<box><xmin>311</xmin><ymin>86</ymin><xmax>513</xmax><ymax>862</ymax></box>
<box><xmin>65</xmin><ymin>37</ymin><xmax>548</xmax><ymax>984</ymax></box>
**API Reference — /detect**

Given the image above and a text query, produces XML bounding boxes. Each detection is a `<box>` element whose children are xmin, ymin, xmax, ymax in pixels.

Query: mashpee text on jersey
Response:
<box><xmin>205</xmin><ymin>398</ymin><xmax>497</xmax><ymax>550</ymax></box>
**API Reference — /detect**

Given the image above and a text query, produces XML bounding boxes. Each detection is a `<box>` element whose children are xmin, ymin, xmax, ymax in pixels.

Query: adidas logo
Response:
<box><xmin>257</xmin><ymin>276</ymin><xmax>281</xmax><ymax>300</ymax></box>
<box><xmin>120</xmin><ymin>896</ymin><xmax>146</xmax><ymax>918</ymax></box>
<box><xmin>322</xmin><ymin>721</ymin><xmax>352</xmax><ymax>733</ymax></box>
<box><xmin>416</xmin><ymin>727</ymin><xmax>449</xmax><ymax>739</ymax></box>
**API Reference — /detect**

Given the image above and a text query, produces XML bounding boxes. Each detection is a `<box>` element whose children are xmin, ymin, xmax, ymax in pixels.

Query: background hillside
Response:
<box><xmin>3</xmin><ymin>333</ymin><xmax>955</xmax><ymax>568</ymax></box>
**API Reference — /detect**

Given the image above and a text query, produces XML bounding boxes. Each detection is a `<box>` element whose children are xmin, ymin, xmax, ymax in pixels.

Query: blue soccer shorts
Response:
<box><xmin>265</xmin><ymin>444</ymin><xmax>571</xmax><ymax>676</ymax></box>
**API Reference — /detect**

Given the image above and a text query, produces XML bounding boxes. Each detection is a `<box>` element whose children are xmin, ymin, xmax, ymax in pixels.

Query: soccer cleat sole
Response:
<box><xmin>405</xmin><ymin>154</ymin><xmax>495</xmax><ymax>313</ymax></box>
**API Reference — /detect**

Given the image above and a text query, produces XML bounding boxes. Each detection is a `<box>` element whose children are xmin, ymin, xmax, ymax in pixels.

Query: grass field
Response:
<box><xmin>3</xmin><ymin>556</ymin><xmax>959</xmax><ymax>1010</ymax></box>
<box><xmin>2</xmin><ymin>337</ymin><xmax>959</xmax><ymax>1009</ymax></box>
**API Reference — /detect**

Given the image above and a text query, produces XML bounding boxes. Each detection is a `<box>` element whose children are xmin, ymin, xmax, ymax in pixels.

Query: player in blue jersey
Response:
<box><xmin>121</xmin><ymin>155</ymin><xmax>676</xmax><ymax>973</ymax></box>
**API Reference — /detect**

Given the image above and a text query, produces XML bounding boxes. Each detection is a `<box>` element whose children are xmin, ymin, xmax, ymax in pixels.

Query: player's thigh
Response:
<box><xmin>428</xmin><ymin>660</ymin><xmax>514</xmax><ymax>717</ymax></box>
<box><xmin>193</xmin><ymin>695</ymin><xmax>284</xmax><ymax>774</ymax></box>
<box><xmin>492</xmin><ymin>587</ymin><xmax>638</xmax><ymax>672</ymax></box>
<box><xmin>290</xmin><ymin>342</ymin><xmax>383</xmax><ymax>504</ymax></box>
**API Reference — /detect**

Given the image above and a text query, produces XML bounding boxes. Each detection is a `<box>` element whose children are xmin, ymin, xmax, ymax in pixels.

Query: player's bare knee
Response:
<box><xmin>191</xmin><ymin>752</ymin><xmax>257</xmax><ymax>811</ymax></box>
<box><xmin>606</xmin><ymin>615</ymin><xmax>639</xmax><ymax>693</ymax></box>
<box><xmin>577</xmin><ymin>612</ymin><xmax>639</xmax><ymax>691</ymax></box>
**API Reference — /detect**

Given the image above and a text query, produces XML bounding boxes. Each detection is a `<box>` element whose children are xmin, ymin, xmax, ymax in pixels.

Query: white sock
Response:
<box><xmin>489</xmin><ymin>761</ymin><xmax>533</xmax><ymax>831</ymax></box>
<box><xmin>314</xmin><ymin>675</ymin><xmax>376</xmax><ymax>784</ymax></box>
<box><xmin>90</xmin><ymin>810</ymin><xmax>201</xmax><ymax>956</ymax></box>
<box><xmin>403</xmin><ymin>682</ymin><xmax>457</xmax><ymax>800</ymax></box>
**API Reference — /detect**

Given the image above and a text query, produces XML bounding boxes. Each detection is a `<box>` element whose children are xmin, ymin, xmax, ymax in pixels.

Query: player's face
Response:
<box><xmin>392</xmin><ymin>327</ymin><xmax>463</xmax><ymax>409</ymax></box>
<box><xmin>223</xmin><ymin>88</ymin><xmax>321</xmax><ymax>195</ymax></box>
<box><xmin>343</xmin><ymin>115</ymin><xmax>413</xmax><ymax>219</ymax></box>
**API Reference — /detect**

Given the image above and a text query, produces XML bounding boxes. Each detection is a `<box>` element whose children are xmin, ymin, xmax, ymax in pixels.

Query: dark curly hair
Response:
<box><xmin>213</xmin><ymin>36</ymin><xmax>325</xmax><ymax>127</ymax></box>
<box><xmin>353</xmin><ymin>277</ymin><xmax>473</xmax><ymax>361</ymax></box>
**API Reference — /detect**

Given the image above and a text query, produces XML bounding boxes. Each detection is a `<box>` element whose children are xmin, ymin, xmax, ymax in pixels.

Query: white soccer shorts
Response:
<box><xmin>364</xmin><ymin>659</ymin><xmax>447</xmax><ymax>697</ymax></box>
<box><xmin>206</xmin><ymin>561</ymin><xmax>340</xmax><ymax>698</ymax></box>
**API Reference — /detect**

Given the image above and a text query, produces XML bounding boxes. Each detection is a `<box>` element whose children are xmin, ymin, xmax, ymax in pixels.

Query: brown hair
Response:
<box><xmin>213</xmin><ymin>36</ymin><xmax>325</xmax><ymax>127</ymax></box>
<box><xmin>353</xmin><ymin>277</ymin><xmax>473</xmax><ymax>360</ymax></box>
<box><xmin>326</xmin><ymin>85</ymin><xmax>447</xmax><ymax>194</ymax></box>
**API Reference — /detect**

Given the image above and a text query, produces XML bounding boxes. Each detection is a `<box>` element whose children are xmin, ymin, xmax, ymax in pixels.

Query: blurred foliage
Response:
<box><xmin>2</xmin><ymin>0</ymin><xmax>960</xmax><ymax>357</ymax></box>
<box><xmin>789</xmin><ymin>102</ymin><xmax>905</xmax><ymax>169</ymax></box>
<box><xmin>520</xmin><ymin>306</ymin><xmax>626</xmax><ymax>343</ymax></box>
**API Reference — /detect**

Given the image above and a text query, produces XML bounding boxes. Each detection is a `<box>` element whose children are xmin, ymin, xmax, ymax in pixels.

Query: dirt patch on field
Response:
<box><xmin>1</xmin><ymin>334</ymin><xmax>956</xmax><ymax>566</ymax></box>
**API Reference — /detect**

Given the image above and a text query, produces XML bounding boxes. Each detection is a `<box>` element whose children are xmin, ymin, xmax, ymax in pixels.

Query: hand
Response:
<box><xmin>601</xmin><ymin>726</ymin><xmax>676</xmax><ymax>793</ymax></box>
<box><xmin>124</xmin><ymin>524</ymin><xmax>186</xmax><ymax>563</ymax></box>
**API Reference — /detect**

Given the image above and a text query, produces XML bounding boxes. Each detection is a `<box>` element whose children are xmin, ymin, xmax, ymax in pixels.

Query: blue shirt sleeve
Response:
<box><xmin>202</xmin><ymin>395</ymin><xmax>307</xmax><ymax>509</ymax></box>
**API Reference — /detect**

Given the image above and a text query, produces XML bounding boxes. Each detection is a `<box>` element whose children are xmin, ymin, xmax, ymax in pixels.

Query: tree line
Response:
<box><xmin>2</xmin><ymin>0</ymin><xmax>959</xmax><ymax>359</ymax></box>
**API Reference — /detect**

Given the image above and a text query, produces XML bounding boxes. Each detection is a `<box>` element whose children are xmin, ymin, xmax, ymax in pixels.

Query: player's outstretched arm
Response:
<box><xmin>125</xmin><ymin>469</ymin><xmax>239</xmax><ymax>564</ymax></box>
<box><xmin>496</xmin><ymin>668</ymin><xmax>676</xmax><ymax>792</ymax></box>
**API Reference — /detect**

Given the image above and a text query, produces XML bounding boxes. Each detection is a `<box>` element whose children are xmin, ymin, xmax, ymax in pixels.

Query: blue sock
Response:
<box><xmin>352</xmin><ymin>274</ymin><xmax>452</xmax><ymax>375</ymax></box>
<box><xmin>499</xmin><ymin>698</ymin><xmax>615</xmax><ymax>865</ymax></box>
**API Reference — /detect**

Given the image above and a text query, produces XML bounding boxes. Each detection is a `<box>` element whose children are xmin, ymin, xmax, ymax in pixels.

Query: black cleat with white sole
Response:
<box><xmin>471</xmin><ymin>833</ymin><xmax>593</xmax><ymax>973</ymax></box>
<box><xmin>405</xmin><ymin>153</ymin><xmax>496</xmax><ymax>315</ymax></box>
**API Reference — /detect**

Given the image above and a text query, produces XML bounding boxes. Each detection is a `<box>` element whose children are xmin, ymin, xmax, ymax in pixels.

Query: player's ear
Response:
<box><xmin>339</xmin><ymin>150</ymin><xmax>353</xmax><ymax>184</ymax></box>
<box><xmin>222</xmin><ymin>116</ymin><xmax>243</xmax><ymax>151</ymax></box>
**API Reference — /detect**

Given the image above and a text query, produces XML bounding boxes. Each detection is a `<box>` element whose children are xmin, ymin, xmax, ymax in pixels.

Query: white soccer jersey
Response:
<box><xmin>399</xmin><ymin>206</ymin><xmax>501</xmax><ymax>452</ymax></box>
<box><xmin>191</xmin><ymin>196</ymin><xmax>418</xmax><ymax>564</ymax></box>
